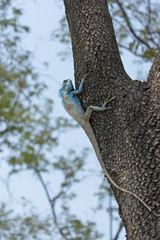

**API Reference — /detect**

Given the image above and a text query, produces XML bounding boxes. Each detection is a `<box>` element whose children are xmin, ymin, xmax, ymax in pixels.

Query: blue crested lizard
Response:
<box><xmin>59</xmin><ymin>78</ymin><xmax>152</xmax><ymax>212</ymax></box>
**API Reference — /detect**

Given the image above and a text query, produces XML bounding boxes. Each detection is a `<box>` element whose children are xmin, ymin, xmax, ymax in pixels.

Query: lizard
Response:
<box><xmin>59</xmin><ymin>78</ymin><xmax>152</xmax><ymax>213</ymax></box>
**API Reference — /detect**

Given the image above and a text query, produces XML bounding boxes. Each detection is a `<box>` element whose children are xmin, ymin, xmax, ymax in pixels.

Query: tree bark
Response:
<box><xmin>63</xmin><ymin>0</ymin><xmax>160</xmax><ymax>239</ymax></box>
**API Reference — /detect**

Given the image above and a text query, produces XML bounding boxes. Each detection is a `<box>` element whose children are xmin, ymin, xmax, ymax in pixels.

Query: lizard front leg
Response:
<box><xmin>72</xmin><ymin>79</ymin><xmax>84</xmax><ymax>95</ymax></box>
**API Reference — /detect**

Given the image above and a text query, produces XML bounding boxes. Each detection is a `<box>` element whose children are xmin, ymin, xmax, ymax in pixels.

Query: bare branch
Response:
<box><xmin>0</xmin><ymin>127</ymin><xmax>10</xmax><ymax>135</ymax></box>
<box><xmin>35</xmin><ymin>170</ymin><xmax>69</xmax><ymax>240</ymax></box>
<box><xmin>147</xmin><ymin>0</ymin><xmax>151</xmax><ymax>28</ymax></box>
<box><xmin>115</xmin><ymin>0</ymin><xmax>151</xmax><ymax>49</ymax></box>
<box><xmin>118</xmin><ymin>43</ymin><xmax>146</xmax><ymax>58</ymax></box>
<box><xmin>113</xmin><ymin>221</ymin><xmax>124</xmax><ymax>240</ymax></box>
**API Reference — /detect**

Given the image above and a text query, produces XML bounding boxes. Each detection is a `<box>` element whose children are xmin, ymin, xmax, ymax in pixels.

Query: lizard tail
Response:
<box><xmin>83</xmin><ymin>123</ymin><xmax>152</xmax><ymax>213</ymax></box>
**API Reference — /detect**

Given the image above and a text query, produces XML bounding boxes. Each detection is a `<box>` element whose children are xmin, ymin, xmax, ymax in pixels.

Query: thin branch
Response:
<box><xmin>112</xmin><ymin>0</ymin><xmax>160</xmax><ymax>49</ymax></box>
<box><xmin>0</xmin><ymin>127</ymin><xmax>10</xmax><ymax>135</ymax></box>
<box><xmin>143</xmin><ymin>0</ymin><xmax>160</xmax><ymax>49</ymax></box>
<box><xmin>115</xmin><ymin>0</ymin><xmax>151</xmax><ymax>49</ymax></box>
<box><xmin>118</xmin><ymin>43</ymin><xmax>146</xmax><ymax>58</ymax></box>
<box><xmin>147</xmin><ymin>0</ymin><xmax>151</xmax><ymax>28</ymax></box>
<box><xmin>113</xmin><ymin>221</ymin><xmax>124</xmax><ymax>240</ymax></box>
<box><xmin>109</xmin><ymin>194</ymin><xmax>113</xmax><ymax>240</ymax></box>
<box><xmin>35</xmin><ymin>170</ymin><xmax>69</xmax><ymax>240</ymax></box>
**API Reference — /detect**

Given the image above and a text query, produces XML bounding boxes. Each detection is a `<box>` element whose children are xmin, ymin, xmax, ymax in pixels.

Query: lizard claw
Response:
<box><xmin>105</xmin><ymin>107</ymin><xmax>112</xmax><ymax>110</ymax></box>
<box><xmin>82</xmin><ymin>73</ymin><xmax>89</xmax><ymax>80</ymax></box>
<box><xmin>104</xmin><ymin>96</ymin><xmax>116</xmax><ymax>103</ymax></box>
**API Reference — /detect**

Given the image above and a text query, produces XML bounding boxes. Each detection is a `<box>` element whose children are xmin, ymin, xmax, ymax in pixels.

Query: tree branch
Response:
<box><xmin>115</xmin><ymin>0</ymin><xmax>151</xmax><ymax>49</ymax></box>
<box><xmin>63</xmin><ymin>0</ymin><xmax>160</xmax><ymax>237</ymax></box>
<box><xmin>113</xmin><ymin>221</ymin><xmax>124</xmax><ymax>240</ymax></box>
<box><xmin>0</xmin><ymin>127</ymin><xmax>10</xmax><ymax>135</ymax></box>
<box><xmin>63</xmin><ymin>0</ymin><xmax>126</xmax><ymax>84</ymax></box>
<box><xmin>147</xmin><ymin>0</ymin><xmax>151</xmax><ymax>28</ymax></box>
<box><xmin>118</xmin><ymin>43</ymin><xmax>146</xmax><ymax>58</ymax></box>
<box><xmin>35</xmin><ymin>170</ymin><xmax>69</xmax><ymax>240</ymax></box>
<box><xmin>147</xmin><ymin>50</ymin><xmax>160</xmax><ymax>101</ymax></box>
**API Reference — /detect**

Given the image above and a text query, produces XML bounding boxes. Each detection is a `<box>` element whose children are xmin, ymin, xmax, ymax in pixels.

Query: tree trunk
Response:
<box><xmin>63</xmin><ymin>0</ymin><xmax>160</xmax><ymax>239</ymax></box>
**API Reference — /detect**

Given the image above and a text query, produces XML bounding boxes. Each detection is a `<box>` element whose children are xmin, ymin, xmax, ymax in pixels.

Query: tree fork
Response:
<box><xmin>63</xmin><ymin>0</ymin><xmax>160</xmax><ymax>239</ymax></box>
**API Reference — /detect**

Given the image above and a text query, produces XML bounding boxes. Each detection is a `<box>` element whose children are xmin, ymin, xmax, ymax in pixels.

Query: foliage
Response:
<box><xmin>53</xmin><ymin>0</ymin><xmax>160</xmax><ymax>61</ymax></box>
<box><xmin>0</xmin><ymin>202</ymin><xmax>54</xmax><ymax>240</ymax></box>
<box><xmin>35</xmin><ymin>149</ymin><xmax>103</xmax><ymax>240</ymax></box>
<box><xmin>0</xmin><ymin>200</ymin><xmax>102</xmax><ymax>240</ymax></box>
<box><xmin>63</xmin><ymin>217</ymin><xmax>103</xmax><ymax>240</ymax></box>
<box><xmin>0</xmin><ymin>0</ymin><xmax>74</xmax><ymax>172</ymax></box>
<box><xmin>1</xmin><ymin>148</ymin><xmax>102</xmax><ymax>240</ymax></box>
<box><xmin>52</xmin><ymin>15</ymin><xmax>72</xmax><ymax>60</ymax></box>
<box><xmin>108</xmin><ymin>0</ymin><xmax>160</xmax><ymax>60</ymax></box>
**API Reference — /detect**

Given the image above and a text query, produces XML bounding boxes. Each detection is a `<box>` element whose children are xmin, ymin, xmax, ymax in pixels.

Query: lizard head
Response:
<box><xmin>62</xmin><ymin>79</ymin><xmax>74</xmax><ymax>94</ymax></box>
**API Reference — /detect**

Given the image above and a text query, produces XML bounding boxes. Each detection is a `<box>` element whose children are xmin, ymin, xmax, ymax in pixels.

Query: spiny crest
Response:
<box><xmin>59</xmin><ymin>79</ymin><xmax>69</xmax><ymax>98</ymax></box>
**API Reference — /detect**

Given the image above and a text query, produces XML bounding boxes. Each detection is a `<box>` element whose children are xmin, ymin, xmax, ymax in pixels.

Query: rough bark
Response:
<box><xmin>63</xmin><ymin>0</ymin><xmax>160</xmax><ymax>239</ymax></box>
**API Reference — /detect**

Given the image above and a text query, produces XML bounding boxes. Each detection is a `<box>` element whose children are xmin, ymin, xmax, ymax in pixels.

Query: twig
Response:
<box><xmin>115</xmin><ymin>0</ymin><xmax>151</xmax><ymax>48</ymax></box>
<box><xmin>35</xmin><ymin>170</ymin><xmax>69</xmax><ymax>240</ymax></box>
<box><xmin>113</xmin><ymin>221</ymin><xmax>124</xmax><ymax>240</ymax></box>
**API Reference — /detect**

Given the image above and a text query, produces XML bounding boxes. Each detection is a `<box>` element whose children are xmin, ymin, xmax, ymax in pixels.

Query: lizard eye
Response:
<box><xmin>63</xmin><ymin>79</ymin><xmax>71</xmax><ymax>86</ymax></box>
<box><xmin>62</xmin><ymin>80</ymin><xmax>69</xmax><ymax>89</ymax></box>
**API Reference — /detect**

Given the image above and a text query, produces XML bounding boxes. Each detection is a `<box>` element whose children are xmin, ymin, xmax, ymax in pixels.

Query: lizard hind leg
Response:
<box><xmin>84</xmin><ymin>97</ymin><xmax>115</xmax><ymax>121</ymax></box>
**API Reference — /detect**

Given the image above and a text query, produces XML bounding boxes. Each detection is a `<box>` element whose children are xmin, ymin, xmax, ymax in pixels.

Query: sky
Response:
<box><xmin>1</xmin><ymin>0</ymin><xmax>153</xmax><ymax>239</ymax></box>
